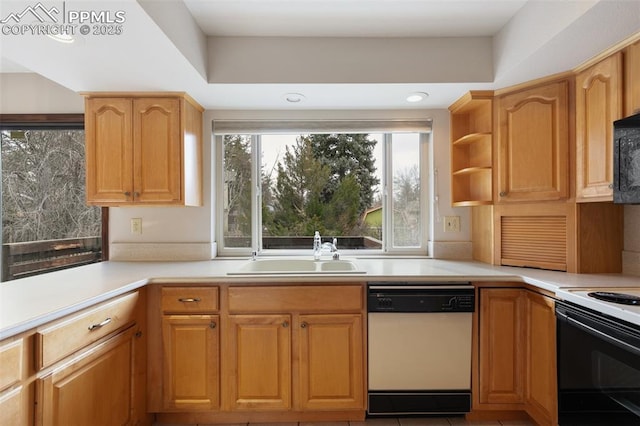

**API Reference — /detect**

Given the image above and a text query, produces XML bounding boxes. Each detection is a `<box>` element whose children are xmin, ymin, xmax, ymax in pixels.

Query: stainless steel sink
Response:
<box><xmin>227</xmin><ymin>258</ymin><xmax>365</xmax><ymax>275</ymax></box>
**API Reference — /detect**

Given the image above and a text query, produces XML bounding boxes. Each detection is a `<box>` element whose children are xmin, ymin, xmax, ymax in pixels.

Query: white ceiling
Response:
<box><xmin>0</xmin><ymin>0</ymin><xmax>639</xmax><ymax>110</ymax></box>
<box><xmin>182</xmin><ymin>0</ymin><xmax>527</xmax><ymax>37</ymax></box>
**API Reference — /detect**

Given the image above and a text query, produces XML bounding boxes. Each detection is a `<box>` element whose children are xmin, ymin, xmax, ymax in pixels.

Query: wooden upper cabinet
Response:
<box><xmin>85</xmin><ymin>98</ymin><xmax>133</xmax><ymax>204</ymax></box>
<box><xmin>133</xmin><ymin>98</ymin><xmax>182</xmax><ymax>204</ymax></box>
<box><xmin>496</xmin><ymin>79</ymin><xmax>570</xmax><ymax>203</ymax></box>
<box><xmin>575</xmin><ymin>53</ymin><xmax>623</xmax><ymax>202</ymax></box>
<box><xmin>84</xmin><ymin>93</ymin><xmax>203</xmax><ymax>206</ymax></box>
<box><xmin>624</xmin><ymin>39</ymin><xmax>640</xmax><ymax>116</ymax></box>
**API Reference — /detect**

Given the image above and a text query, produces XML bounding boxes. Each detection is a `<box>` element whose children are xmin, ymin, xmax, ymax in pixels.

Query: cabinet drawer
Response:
<box><xmin>161</xmin><ymin>286</ymin><xmax>219</xmax><ymax>313</ymax></box>
<box><xmin>228</xmin><ymin>285</ymin><xmax>363</xmax><ymax>313</ymax></box>
<box><xmin>36</xmin><ymin>291</ymin><xmax>139</xmax><ymax>370</ymax></box>
<box><xmin>0</xmin><ymin>339</ymin><xmax>23</xmax><ymax>391</ymax></box>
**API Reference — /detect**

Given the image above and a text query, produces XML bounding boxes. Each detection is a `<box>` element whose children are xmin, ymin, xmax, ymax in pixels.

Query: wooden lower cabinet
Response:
<box><xmin>226</xmin><ymin>314</ymin><xmax>292</xmax><ymax>410</ymax></box>
<box><xmin>161</xmin><ymin>315</ymin><xmax>220</xmax><ymax>410</ymax></box>
<box><xmin>225</xmin><ymin>313</ymin><xmax>364</xmax><ymax>412</ymax></box>
<box><xmin>474</xmin><ymin>286</ymin><xmax>557</xmax><ymax>426</ymax></box>
<box><xmin>478</xmin><ymin>288</ymin><xmax>526</xmax><ymax>405</ymax></box>
<box><xmin>0</xmin><ymin>385</ymin><xmax>31</xmax><ymax>426</ymax></box>
<box><xmin>525</xmin><ymin>291</ymin><xmax>558</xmax><ymax>426</ymax></box>
<box><xmin>298</xmin><ymin>314</ymin><xmax>364</xmax><ymax>410</ymax></box>
<box><xmin>37</xmin><ymin>327</ymin><xmax>138</xmax><ymax>426</ymax></box>
<box><xmin>153</xmin><ymin>284</ymin><xmax>366</xmax><ymax>424</ymax></box>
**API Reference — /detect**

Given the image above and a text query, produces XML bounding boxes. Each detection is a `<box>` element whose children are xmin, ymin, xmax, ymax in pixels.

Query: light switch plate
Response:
<box><xmin>444</xmin><ymin>216</ymin><xmax>461</xmax><ymax>232</ymax></box>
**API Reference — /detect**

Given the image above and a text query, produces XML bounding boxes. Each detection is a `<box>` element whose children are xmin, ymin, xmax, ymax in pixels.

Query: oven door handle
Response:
<box><xmin>558</xmin><ymin>311</ymin><xmax>640</xmax><ymax>357</ymax></box>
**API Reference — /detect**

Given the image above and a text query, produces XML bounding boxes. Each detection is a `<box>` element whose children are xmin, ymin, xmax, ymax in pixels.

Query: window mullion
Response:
<box><xmin>252</xmin><ymin>135</ymin><xmax>262</xmax><ymax>254</ymax></box>
<box><xmin>383</xmin><ymin>133</ymin><xmax>393</xmax><ymax>252</ymax></box>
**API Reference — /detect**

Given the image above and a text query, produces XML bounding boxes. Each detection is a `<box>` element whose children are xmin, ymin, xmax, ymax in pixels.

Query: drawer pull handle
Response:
<box><xmin>178</xmin><ymin>298</ymin><xmax>201</xmax><ymax>303</ymax></box>
<box><xmin>88</xmin><ymin>317</ymin><xmax>112</xmax><ymax>331</ymax></box>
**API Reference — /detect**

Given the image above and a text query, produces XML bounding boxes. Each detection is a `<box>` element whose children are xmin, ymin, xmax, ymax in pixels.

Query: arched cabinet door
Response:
<box><xmin>575</xmin><ymin>52</ymin><xmax>623</xmax><ymax>202</ymax></box>
<box><xmin>496</xmin><ymin>79</ymin><xmax>570</xmax><ymax>203</ymax></box>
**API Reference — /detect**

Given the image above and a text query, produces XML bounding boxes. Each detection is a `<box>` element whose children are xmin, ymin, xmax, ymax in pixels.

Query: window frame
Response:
<box><xmin>215</xmin><ymin>124</ymin><xmax>430</xmax><ymax>258</ymax></box>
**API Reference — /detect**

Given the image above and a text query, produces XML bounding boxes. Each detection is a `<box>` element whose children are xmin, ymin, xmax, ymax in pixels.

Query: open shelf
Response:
<box><xmin>449</xmin><ymin>91</ymin><xmax>493</xmax><ymax>206</ymax></box>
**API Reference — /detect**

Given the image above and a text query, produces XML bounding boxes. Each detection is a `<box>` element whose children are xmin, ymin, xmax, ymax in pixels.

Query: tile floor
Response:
<box><xmin>157</xmin><ymin>417</ymin><xmax>536</xmax><ymax>426</ymax></box>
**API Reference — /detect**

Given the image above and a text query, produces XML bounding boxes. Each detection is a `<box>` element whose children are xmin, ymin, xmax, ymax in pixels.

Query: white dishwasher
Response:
<box><xmin>367</xmin><ymin>283</ymin><xmax>474</xmax><ymax>416</ymax></box>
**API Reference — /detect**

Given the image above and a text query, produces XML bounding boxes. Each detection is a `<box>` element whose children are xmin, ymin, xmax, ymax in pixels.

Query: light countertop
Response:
<box><xmin>1</xmin><ymin>257</ymin><xmax>639</xmax><ymax>339</ymax></box>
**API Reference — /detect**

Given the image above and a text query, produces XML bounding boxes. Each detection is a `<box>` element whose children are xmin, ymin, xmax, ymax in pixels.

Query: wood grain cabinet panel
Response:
<box><xmin>37</xmin><ymin>327</ymin><xmax>137</xmax><ymax>426</ymax></box>
<box><xmin>85</xmin><ymin>98</ymin><xmax>133</xmax><ymax>204</ymax></box>
<box><xmin>298</xmin><ymin>314</ymin><xmax>364</xmax><ymax>410</ymax></box>
<box><xmin>625</xmin><ymin>39</ymin><xmax>640</xmax><ymax>116</ymax></box>
<box><xmin>0</xmin><ymin>385</ymin><xmax>30</xmax><ymax>426</ymax></box>
<box><xmin>226</xmin><ymin>314</ymin><xmax>292</xmax><ymax>411</ymax></box>
<box><xmin>524</xmin><ymin>291</ymin><xmax>557</xmax><ymax>426</ymax></box>
<box><xmin>478</xmin><ymin>288</ymin><xmax>526</xmax><ymax>405</ymax></box>
<box><xmin>161</xmin><ymin>315</ymin><xmax>219</xmax><ymax>411</ymax></box>
<box><xmin>576</xmin><ymin>52</ymin><xmax>623</xmax><ymax>201</ymax></box>
<box><xmin>476</xmin><ymin>287</ymin><xmax>557</xmax><ymax>426</ymax></box>
<box><xmin>84</xmin><ymin>93</ymin><xmax>203</xmax><ymax>206</ymax></box>
<box><xmin>496</xmin><ymin>80</ymin><xmax>570</xmax><ymax>203</ymax></box>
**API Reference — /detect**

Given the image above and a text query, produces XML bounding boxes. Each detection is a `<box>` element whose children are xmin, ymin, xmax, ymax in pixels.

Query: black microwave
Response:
<box><xmin>614</xmin><ymin>112</ymin><xmax>640</xmax><ymax>204</ymax></box>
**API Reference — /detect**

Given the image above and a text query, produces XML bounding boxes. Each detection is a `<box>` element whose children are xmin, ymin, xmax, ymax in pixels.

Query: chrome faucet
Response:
<box><xmin>322</xmin><ymin>238</ymin><xmax>340</xmax><ymax>260</ymax></box>
<box><xmin>313</xmin><ymin>232</ymin><xmax>340</xmax><ymax>260</ymax></box>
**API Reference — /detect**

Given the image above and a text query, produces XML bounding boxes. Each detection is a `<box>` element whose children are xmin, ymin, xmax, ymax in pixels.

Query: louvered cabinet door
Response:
<box><xmin>501</xmin><ymin>216</ymin><xmax>568</xmax><ymax>271</ymax></box>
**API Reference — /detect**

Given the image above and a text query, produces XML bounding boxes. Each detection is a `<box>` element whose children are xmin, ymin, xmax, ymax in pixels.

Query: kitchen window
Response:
<box><xmin>0</xmin><ymin>115</ymin><xmax>105</xmax><ymax>281</ymax></box>
<box><xmin>214</xmin><ymin>120</ymin><xmax>430</xmax><ymax>256</ymax></box>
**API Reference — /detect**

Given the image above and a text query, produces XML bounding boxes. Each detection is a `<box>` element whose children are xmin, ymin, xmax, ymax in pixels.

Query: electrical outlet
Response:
<box><xmin>131</xmin><ymin>218</ymin><xmax>142</xmax><ymax>235</ymax></box>
<box><xmin>444</xmin><ymin>216</ymin><xmax>461</xmax><ymax>232</ymax></box>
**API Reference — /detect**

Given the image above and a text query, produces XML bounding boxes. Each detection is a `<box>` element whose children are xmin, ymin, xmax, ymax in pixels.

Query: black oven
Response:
<box><xmin>556</xmin><ymin>301</ymin><xmax>640</xmax><ymax>425</ymax></box>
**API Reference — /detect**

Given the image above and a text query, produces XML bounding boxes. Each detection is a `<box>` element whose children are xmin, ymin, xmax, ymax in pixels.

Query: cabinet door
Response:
<box><xmin>162</xmin><ymin>315</ymin><xmax>219</xmax><ymax>411</ymax></box>
<box><xmin>576</xmin><ymin>53</ymin><xmax>623</xmax><ymax>201</ymax></box>
<box><xmin>525</xmin><ymin>292</ymin><xmax>557</xmax><ymax>426</ymax></box>
<box><xmin>226</xmin><ymin>314</ymin><xmax>291</xmax><ymax>411</ymax></box>
<box><xmin>38</xmin><ymin>328</ymin><xmax>136</xmax><ymax>426</ymax></box>
<box><xmin>85</xmin><ymin>98</ymin><xmax>133</xmax><ymax>204</ymax></box>
<box><xmin>625</xmin><ymin>40</ymin><xmax>640</xmax><ymax>116</ymax></box>
<box><xmin>0</xmin><ymin>386</ymin><xmax>30</xmax><ymax>426</ymax></box>
<box><xmin>133</xmin><ymin>98</ymin><xmax>181</xmax><ymax>204</ymax></box>
<box><xmin>496</xmin><ymin>81</ymin><xmax>569</xmax><ymax>202</ymax></box>
<box><xmin>298</xmin><ymin>314</ymin><xmax>364</xmax><ymax>410</ymax></box>
<box><xmin>478</xmin><ymin>288</ymin><xmax>526</xmax><ymax>405</ymax></box>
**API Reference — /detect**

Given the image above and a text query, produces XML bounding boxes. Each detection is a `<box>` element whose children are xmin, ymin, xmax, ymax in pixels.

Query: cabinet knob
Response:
<box><xmin>124</xmin><ymin>191</ymin><xmax>131</xmax><ymax>197</ymax></box>
<box><xmin>133</xmin><ymin>191</ymin><xmax>140</xmax><ymax>198</ymax></box>
<box><xmin>499</xmin><ymin>191</ymin><xmax>507</xmax><ymax>197</ymax></box>
<box><xmin>210</xmin><ymin>321</ymin><xmax>217</xmax><ymax>329</ymax></box>
<box><xmin>608</xmin><ymin>183</ymin><xmax>613</xmax><ymax>189</ymax></box>
<box><xmin>301</xmin><ymin>322</ymin><xmax>308</xmax><ymax>329</ymax></box>
<box><xmin>282</xmin><ymin>321</ymin><xmax>289</xmax><ymax>328</ymax></box>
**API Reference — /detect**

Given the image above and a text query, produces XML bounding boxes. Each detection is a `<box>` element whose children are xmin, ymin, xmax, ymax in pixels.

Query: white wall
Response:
<box><xmin>0</xmin><ymin>73</ymin><xmax>84</xmax><ymax>113</ymax></box>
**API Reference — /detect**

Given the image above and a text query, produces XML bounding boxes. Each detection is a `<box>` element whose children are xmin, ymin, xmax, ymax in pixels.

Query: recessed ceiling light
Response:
<box><xmin>406</xmin><ymin>92</ymin><xmax>429</xmax><ymax>103</ymax></box>
<box><xmin>283</xmin><ymin>93</ymin><xmax>305</xmax><ymax>103</ymax></box>
<box><xmin>47</xmin><ymin>33</ymin><xmax>75</xmax><ymax>44</ymax></box>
